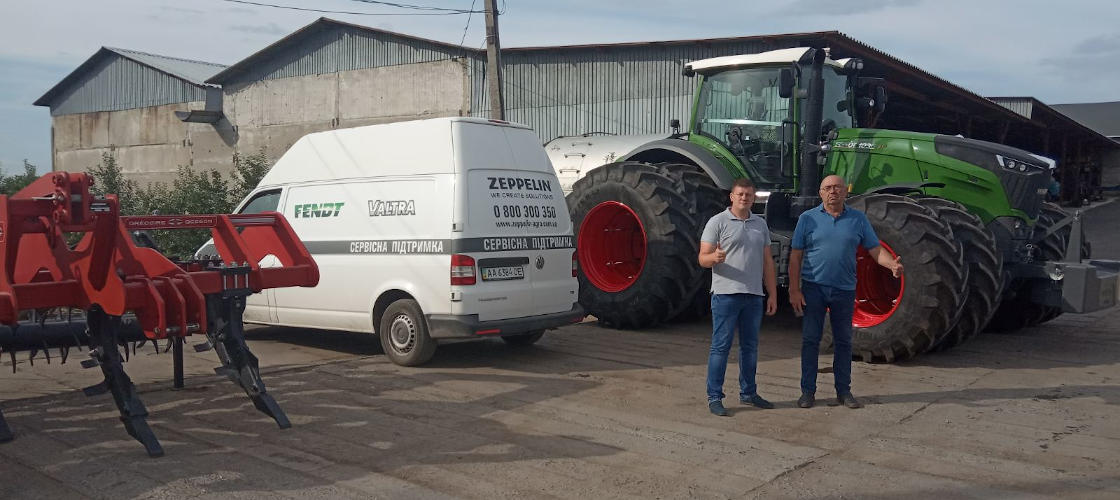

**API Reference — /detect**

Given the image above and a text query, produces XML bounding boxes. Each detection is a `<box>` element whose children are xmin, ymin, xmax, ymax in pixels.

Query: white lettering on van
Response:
<box><xmin>348</xmin><ymin>240</ymin><xmax>444</xmax><ymax>254</ymax></box>
<box><xmin>483</xmin><ymin>237</ymin><xmax>529</xmax><ymax>251</ymax></box>
<box><xmin>368</xmin><ymin>200</ymin><xmax>416</xmax><ymax>216</ymax></box>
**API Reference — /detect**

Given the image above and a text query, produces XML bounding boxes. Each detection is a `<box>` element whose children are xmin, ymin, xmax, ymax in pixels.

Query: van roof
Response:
<box><xmin>258</xmin><ymin>117</ymin><xmax>534</xmax><ymax>187</ymax></box>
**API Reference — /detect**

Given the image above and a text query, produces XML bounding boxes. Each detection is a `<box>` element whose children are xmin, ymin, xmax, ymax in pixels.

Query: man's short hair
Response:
<box><xmin>731</xmin><ymin>178</ymin><xmax>756</xmax><ymax>191</ymax></box>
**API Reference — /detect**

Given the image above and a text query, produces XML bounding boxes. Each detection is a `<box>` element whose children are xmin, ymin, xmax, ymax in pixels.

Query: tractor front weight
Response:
<box><xmin>0</xmin><ymin>172</ymin><xmax>319</xmax><ymax>457</ymax></box>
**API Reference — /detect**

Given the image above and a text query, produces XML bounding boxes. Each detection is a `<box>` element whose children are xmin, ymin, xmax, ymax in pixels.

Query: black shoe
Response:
<box><xmin>708</xmin><ymin>400</ymin><xmax>729</xmax><ymax>416</ymax></box>
<box><xmin>741</xmin><ymin>394</ymin><xmax>774</xmax><ymax>409</ymax></box>
<box><xmin>797</xmin><ymin>393</ymin><xmax>815</xmax><ymax>408</ymax></box>
<box><xmin>838</xmin><ymin>393</ymin><xmax>863</xmax><ymax>409</ymax></box>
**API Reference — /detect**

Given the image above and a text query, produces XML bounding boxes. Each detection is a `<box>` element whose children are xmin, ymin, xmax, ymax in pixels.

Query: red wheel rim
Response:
<box><xmin>577</xmin><ymin>201</ymin><xmax>647</xmax><ymax>292</ymax></box>
<box><xmin>852</xmin><ymin>241</ymin><xmax>904</xmax><ymax>328</ymax></box>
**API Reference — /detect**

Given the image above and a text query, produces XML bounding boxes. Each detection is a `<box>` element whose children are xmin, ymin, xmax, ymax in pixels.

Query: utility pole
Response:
<box><xmin>484</xmin><ymin>0</ymin><xmax>504</xmax><ymax>120</ymax></box>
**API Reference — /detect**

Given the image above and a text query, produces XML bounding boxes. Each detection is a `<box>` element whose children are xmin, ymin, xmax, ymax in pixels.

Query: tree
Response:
<box><xmin>229</xmin><ymin>149</ymin><xmax>271</xmax><ymax>205</ymax></box>
<box><xmin>0</xmin><ymin>160</ymin><xmax>41</xmax><ymax>195</ymax></box>
<box><xmin>86</xmin><ymin>150</ymin><xmax>274</xmax><ymax>259</ymax></box>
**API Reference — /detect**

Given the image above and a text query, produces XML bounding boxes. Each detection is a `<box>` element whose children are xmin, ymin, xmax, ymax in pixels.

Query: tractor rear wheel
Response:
<box><xmin>655</xmin><ymin>163</ymin><xmax>727</xmax><ymax>322</ymax></box>
<box><xmin>913</xmin><ymin>198</ymin><xmax>1003</xmax><ymax>350</ymax></box>
<box><xmin>567</xmin><ymin>161</ymin><xmax>699</xmax><ymax>329</ymax></box>
<box><xmin>837</xmin><ymin>194</ymin><xmax>967</xmax><ymax>362</ymax></box>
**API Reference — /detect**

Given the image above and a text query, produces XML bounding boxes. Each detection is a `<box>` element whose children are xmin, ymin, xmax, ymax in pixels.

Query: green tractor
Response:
<box><xmin>547</xmin><ymin>46</ymin><xmax>1119</xmax><ymax>361</ymax></box>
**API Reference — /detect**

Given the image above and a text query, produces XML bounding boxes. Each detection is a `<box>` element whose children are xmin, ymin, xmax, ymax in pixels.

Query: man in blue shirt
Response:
<box><xmin>789</xmin><ymin>175</ymin><xmax>903</xmax><ymax>409</ymax></box>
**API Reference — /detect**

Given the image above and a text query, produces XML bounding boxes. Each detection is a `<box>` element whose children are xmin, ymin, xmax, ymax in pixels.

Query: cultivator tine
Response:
<box><xmin>0</xmin><ymin>409</ymin><xmax>12</xmax><ymax>443</ymax></box>
<box><xmin>206</xmin><ymin>295</ymin><xmax>290</xmax><ymax>429</ymax></box>
<box><xmin>86</xmin><ymin>307</ymin><xmax>164</xmax><ymax>458</ymax></box>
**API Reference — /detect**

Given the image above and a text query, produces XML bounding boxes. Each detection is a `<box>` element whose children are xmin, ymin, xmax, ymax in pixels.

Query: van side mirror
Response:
<box><xmin>779</xmin><ymin>68</ymin><xmax>795</xmax><ymax>99</ymax></box>
<box><xmin>669</xmin><ymin>119</ymin><xmax>681</xmax><ymax>134</ymax></box>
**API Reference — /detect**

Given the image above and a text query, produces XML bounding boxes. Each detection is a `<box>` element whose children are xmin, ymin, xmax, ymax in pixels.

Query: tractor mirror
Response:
<box><xmin>779</xmin><ymin>68</ymin><xmax>795</xmax><ymax>99</ymax></box>
<box><xmin>874</xmin><ymin>86</ymin><xmax>888</xmax><ymax>113</ymax></box>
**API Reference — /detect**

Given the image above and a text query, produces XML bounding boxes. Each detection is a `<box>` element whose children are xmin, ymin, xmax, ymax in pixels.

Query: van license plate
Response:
<box><xmin>482</xmin><ymin>266</ymin><xmax>524</xmax><ymax>281</ymax></box>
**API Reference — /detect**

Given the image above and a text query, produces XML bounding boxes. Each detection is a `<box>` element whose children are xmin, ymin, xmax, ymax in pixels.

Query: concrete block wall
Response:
<box><xmin>51</xmin><ymin>58</ymin><xmax>470</xmax><ymax>186</ymax></box>
<box><xmin>223</xmin><ymin>58</ymin><xmax>470</xmax><ymax>161</ymax></box>
<box><xmin>52</xmin><ymin>101</ymin><xmax>237</xmax><ymax>186</ymax></box>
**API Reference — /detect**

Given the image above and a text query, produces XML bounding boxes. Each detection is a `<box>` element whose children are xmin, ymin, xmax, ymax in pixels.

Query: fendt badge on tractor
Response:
<box><xmin>0</xmin><ymin>172</ymin><xmax>319</xmax><ymax>457</ymax></box>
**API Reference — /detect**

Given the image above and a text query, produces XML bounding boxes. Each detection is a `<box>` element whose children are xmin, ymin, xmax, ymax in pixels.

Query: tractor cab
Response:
<box><xmin>684</xmin><ymin>48</ymin><xmax>869</xmax><ymax>192</ymax></box>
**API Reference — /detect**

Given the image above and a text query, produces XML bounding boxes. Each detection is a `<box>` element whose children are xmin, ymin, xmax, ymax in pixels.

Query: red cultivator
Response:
<box><xmin>0</xmin><ymin>172</ymin><xmax>318</xmax><ymax>456</ymax></box>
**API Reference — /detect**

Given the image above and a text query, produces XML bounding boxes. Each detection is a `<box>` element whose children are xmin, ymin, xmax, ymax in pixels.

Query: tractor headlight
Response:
<box><xmin>996</xmin><ymin>154</ymin><xmax>1042</xmax><ymax>172</ymax></box>
<box><xmin>1048</xmin><ymin>264</ymin><xmax>1065</xmax><ymax>281</ymax></box>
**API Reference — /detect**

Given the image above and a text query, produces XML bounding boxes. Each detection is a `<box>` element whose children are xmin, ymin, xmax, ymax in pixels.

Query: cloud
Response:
<box><xmin>229</xmin><ymin>22</ymin><xmax>289</xmax><ymax>36</ymax></box>
<box><xmin>1071</xmin><ymin>33</ymin><xmax>1120</xmax><ymax>54</ymax></box>
<box><xmin>780</xmin><ymin>0</ymin><xmax>923</xmax><ymax>16</ymax></box>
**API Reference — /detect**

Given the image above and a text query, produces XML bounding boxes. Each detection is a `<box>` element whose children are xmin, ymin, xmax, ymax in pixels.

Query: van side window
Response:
<box><xmin>239</xmin><ymin>190</ymin><xmax>282</xmax><ymax>214</ymax></box>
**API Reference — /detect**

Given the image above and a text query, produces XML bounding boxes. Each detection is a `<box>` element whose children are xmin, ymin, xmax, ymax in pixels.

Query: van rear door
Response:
<box><xmin>454</xmin><ymin>121</ymin><xmax>577</xmax><ymax>322</ymax></box>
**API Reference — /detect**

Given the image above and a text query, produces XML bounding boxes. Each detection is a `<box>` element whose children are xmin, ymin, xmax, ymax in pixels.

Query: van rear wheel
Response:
<box><xmin>502</xmin><ymin>330</ymin><xmax>545</xmax><ymax>347</ymax></box>
<box><xmin>379</xmin><ymin>299</ymin><xmax>436</xmax><ymax>366</ymax></box>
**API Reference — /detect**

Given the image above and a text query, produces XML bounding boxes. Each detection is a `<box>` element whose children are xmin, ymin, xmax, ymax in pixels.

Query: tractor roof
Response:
<box><xmin>685</xmin><ymin>47</ymin><xmax>847</xmax><ymax>74</ymax></box>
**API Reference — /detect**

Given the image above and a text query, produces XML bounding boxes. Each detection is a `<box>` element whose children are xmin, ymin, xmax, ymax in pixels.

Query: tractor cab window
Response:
<box><xmin>820</xmin><ymin>66</ymin><xmax>855</xmax><ymax>132</ymax></box>
<box><xmin>696</xmin><ymin>68</ymin><xmax>792</xmax><ymax>186</ymax></box>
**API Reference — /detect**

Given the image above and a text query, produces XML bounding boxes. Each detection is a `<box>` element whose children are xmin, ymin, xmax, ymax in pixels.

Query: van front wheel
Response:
<box><xmin>379</xmin><ymin>299</ymin><xmax>437</xmax><ymax>366</ymax></box>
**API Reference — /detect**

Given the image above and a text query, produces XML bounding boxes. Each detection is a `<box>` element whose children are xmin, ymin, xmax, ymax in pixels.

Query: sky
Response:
<box><xmin>1</xmin><ymin>0</ymin><xmax>1118</xmax><ymax>173</ymax></box>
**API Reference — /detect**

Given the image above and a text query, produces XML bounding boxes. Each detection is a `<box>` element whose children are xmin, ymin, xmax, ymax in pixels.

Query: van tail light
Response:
<box><xmin>572</xmin><ymin>250</ymin><xmax>578</xmax><ymax>277</ymax></box>
<box><xmin>451</xmin><ymin>254</ymin><xmax>476</xmax><ymax>285</ymax></box>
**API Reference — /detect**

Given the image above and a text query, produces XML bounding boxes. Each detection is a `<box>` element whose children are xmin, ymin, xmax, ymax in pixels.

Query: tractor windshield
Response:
<box><xmin>695</xmin><ymin>67</ymin><xmax>792</xmax><ymax>185</ymax></box>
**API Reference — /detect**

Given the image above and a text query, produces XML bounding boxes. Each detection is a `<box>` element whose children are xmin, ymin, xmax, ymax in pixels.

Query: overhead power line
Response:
<box><xmin>219</xmin><ymin>0</ymin><xmax>481</xmax><ymax>16</ymax></box>
<box><xmin>457</xmin><ymin>0</ymin><xmax>478</xmax><ymax>54</ymax></box>
<box><xmin>348</xmin><ymin>0</ymin><xmax>476</xmax><ymax>12</ymax></box>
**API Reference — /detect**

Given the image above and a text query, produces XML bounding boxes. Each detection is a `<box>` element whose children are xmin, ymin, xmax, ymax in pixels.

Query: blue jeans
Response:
<box><xmin>706</xmin><ymin>293</ymin><xmax>764</xmax><ymax>402</ymax></box>
<box><xmin>800</xmin><ymin>282</ymin><xmax>856</xmax><ymax>396</ymax></box>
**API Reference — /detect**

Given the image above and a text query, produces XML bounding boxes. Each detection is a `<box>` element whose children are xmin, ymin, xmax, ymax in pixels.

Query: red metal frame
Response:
<box><xmin>0</xmin><ymin>172</ymin><xmax>319</xmax><ymax>339</ymax></box>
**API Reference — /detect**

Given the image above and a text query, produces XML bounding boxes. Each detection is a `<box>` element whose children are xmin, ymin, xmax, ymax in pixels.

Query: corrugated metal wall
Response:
<box><xmin>215</xmin><ymin>22</ymin><xmax>807</xmax><ymax>142</ymax></box>
<box><xmin>991</xmin><ymin>98</ymin><xmax>1034</xmax><ymax>119</ymax></box>
<box><xmin>50</xmin><ymin>55</ymin><xmax>207</xmax><ymax>116</ymax></box>
<box><xmin>220</xmin><ymin>25</ymin><xmax>476</xmax><ymax>85</ymax></box>
<box><xmin>475</xmin><ymin>39</ymin><xmax>804</xmax><ymax>141</ymax></box>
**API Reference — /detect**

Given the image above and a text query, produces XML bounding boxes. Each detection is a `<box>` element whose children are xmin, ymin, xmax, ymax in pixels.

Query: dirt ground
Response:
<box><xmin>1</xmin><ymin>200</ymin><xmax>1117</xmax><ymax>499</ymax></box>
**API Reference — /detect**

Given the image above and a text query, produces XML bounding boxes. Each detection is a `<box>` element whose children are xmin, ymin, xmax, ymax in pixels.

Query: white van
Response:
<box><xmin>205</xmin><ymin>117</ymin><xmax>584</xmax><ymax>365</ymax></box>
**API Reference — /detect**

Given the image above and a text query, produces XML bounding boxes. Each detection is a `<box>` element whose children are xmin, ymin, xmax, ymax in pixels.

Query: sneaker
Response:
<box><xmin>740</xmin><ymin>394</ymin><xmax>774</xmax><ymax>409</ymax></box>
<box><xmin>708</xmin><ymin>400</ymin><xmax>729</xmax><ymax>416</ymax></box>
<box><xmin>837</xmin><ymin>393</ymin><xmax>863</xmax><ymax>409</ymax></box>
<box><xmin>797</xmin><ymin>392</ymin><xmax>815</xmax><ymax>408</ymax></box>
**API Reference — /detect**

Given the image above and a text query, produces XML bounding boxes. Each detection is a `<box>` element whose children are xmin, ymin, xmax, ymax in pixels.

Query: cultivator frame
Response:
<box><xmin>0</xmin><ymin>172</ymin><xmax>318</xmax><ymax>456</ymax></box>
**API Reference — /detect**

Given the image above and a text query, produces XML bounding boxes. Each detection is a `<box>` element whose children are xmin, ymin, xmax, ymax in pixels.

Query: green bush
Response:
<box><xmin>89</xmin><ymin>150</ymin><xmax>273</xmax><ymax>259</ymax></box>
<box><xmin>0</xmin><ymin>160</ymin><xmax>41</xmax><ymax>195</ymax></box>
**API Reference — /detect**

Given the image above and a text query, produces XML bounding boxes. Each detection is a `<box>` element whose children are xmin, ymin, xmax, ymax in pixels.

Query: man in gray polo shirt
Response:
<box><xmin>698</xmin><ymin>178</ymin><xmax>778</xmax><ymax>416</ymax></box>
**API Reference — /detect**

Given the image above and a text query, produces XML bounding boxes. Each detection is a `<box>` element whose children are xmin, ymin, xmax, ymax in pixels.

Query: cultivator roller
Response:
<box><xmin>0</xmin><ymin>171</ymin><xmax>318</xmax><ymax>456</ymax></box>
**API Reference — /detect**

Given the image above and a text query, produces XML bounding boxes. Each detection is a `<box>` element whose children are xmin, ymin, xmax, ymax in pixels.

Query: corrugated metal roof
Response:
<box><xmin>105</xmin><ymin>47</ymin><xmax>227</xmax><ymax>87</ymax></box>
<box><xmin>34</xmin><ymin>47</ymin><xmax>226</xmax><ymax>112</ymax></box>
<box><xmin>1052</xmin><ymin>101</ymin><xmax>1120</xmax><ymax>138</ymax></box>
<box><xmin>207</xmin><ymin>17</ymin><xmax>471</xmax><ymax>84</ymax></box>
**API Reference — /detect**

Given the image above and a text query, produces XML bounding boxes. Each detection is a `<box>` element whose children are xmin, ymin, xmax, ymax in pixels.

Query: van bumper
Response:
<box><xmin>426</xmin><ymin>304</ymin><xmax>585</xmax><ymax>339</ymax></box>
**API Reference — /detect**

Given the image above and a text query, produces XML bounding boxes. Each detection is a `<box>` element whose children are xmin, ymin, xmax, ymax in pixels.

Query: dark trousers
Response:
<box><xmin>800</xmin><ymin>282</ymin><xmax>856</xmax><ymax>396</ymax></box>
